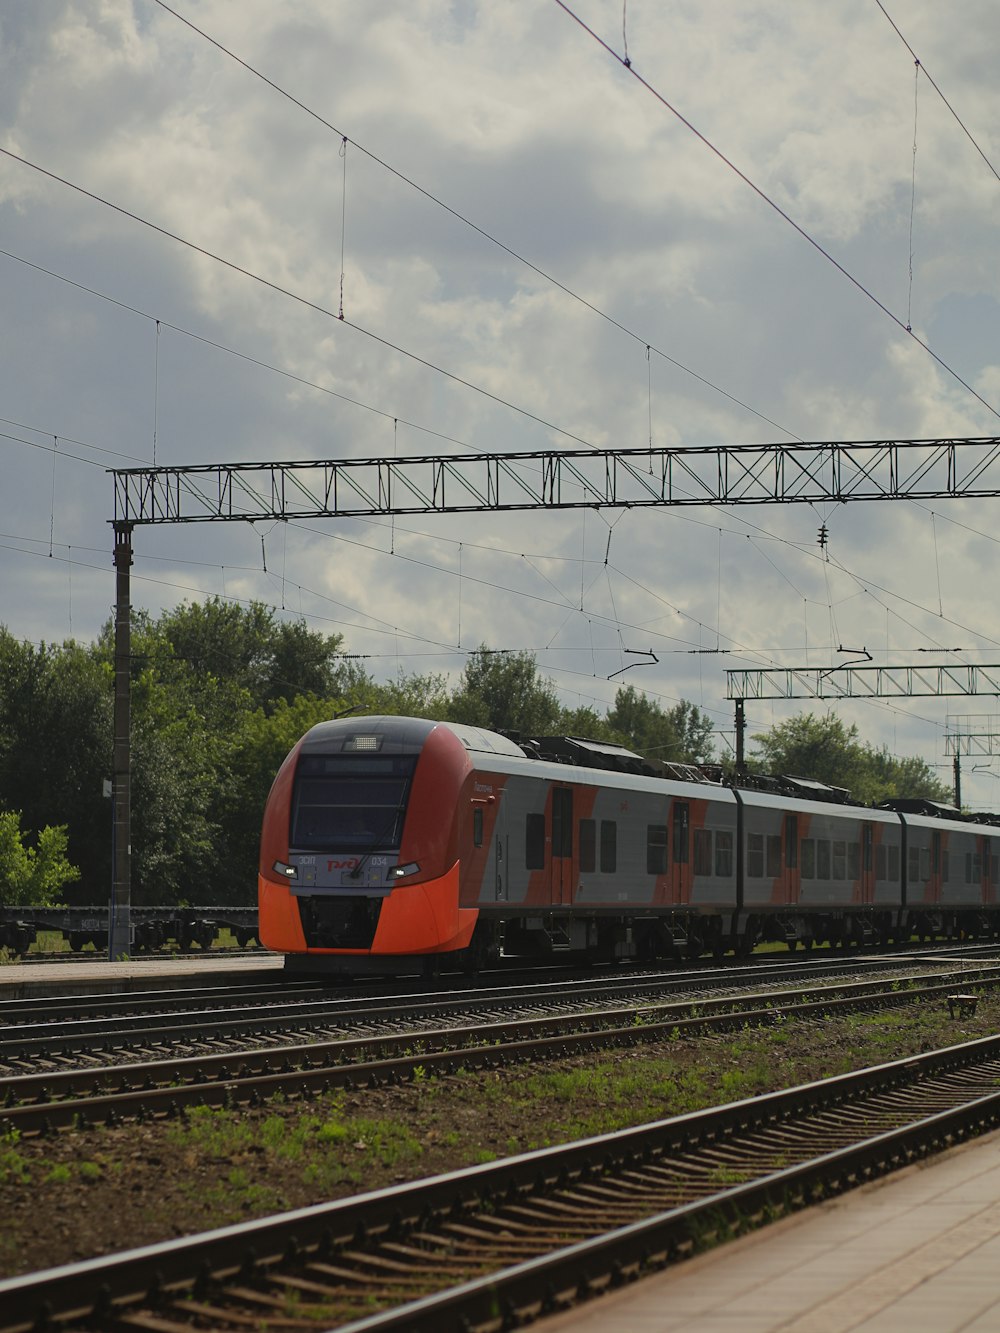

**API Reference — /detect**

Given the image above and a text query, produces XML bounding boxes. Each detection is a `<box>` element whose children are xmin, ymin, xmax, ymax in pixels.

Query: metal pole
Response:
<box><xmin>954</xmin><ymin>753</ymin><xmax>962</xmax><ymax>811</ymax></box>
<box><xmin>110</xmin><ymin>523</ymin><xmax>133</xmax><ymax>960</ymax></box>
<box><xmin>735</xmin><ymin>698</ymin><xmax>746</xmax><ymax>777</ymax></box>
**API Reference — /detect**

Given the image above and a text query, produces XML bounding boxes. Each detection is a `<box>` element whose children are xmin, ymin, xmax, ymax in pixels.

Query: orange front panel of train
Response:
<box><xmin>258</xmin><ymin>877</ymin><xmax>307</xmax><ymax>951</ymax></box>
<box><xmin>372</xmin><ymin>862</ymin><xmax>477</xmax><ymax>954</ymax></box>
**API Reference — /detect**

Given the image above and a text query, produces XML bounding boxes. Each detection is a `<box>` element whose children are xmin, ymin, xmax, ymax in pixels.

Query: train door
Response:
<box><xmin>982</xmin><ymin>836</ymin><xmax>997</xmax><ymax>905</ymax></box>
<box><xmin>784</xmin><ymin>815</ymin><xmax>798</xmax><ymax>904</ymax></box>
<box><xmin>929</xmin><ymin>830</ymin><xmax>942</xmax><ymax>904</ymax></box>
<box><xmin>551</xmin><ymin>786</ymin><xmax>574</xmax><ymax>906</ymax></box>
<box><xmin>671</xmin><ymin>801</ymin><xmax>690</xmax><ymax>904</ymax></box>
<box><xmin>493</xmin><ymin>790</ymin><xmax>508</xmax><ymax>902</ymax></box>
<box><xmin>860</xmin><ymin>823</ymin><xmax>875</xmax><ymax>905</ymax></box>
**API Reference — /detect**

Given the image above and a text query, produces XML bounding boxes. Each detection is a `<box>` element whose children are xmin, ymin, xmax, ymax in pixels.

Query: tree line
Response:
<box><xmin>0</xmin><ymin>599</ymin><xmax>951</xmax><ymax>907</ymax></box>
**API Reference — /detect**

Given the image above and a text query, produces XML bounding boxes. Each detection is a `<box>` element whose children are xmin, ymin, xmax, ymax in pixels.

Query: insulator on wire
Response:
<box><xmin>817</xmin><ymin>524</ymin><xmax>828</xmax><ymax>549</ymax></box>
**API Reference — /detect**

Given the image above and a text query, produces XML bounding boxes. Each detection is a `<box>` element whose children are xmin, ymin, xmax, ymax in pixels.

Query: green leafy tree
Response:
<box><xmin>104</xmin><ymin>599</ymin><xmax>360</xmax><ymax>716</ymax></box>
<box><xmin>606</xmin><ymin>686</ymin><xmax>715</xmax><ymax>763</ymax></box>
<box><xmin>0</xmin><ymin>812</ymin><xmax>79</xmax><ymax>906</ymax></box>
<box><xmin>126</xmin><ymin>667</ymin><xmax>224</xmax><ymax>905</ymax></box>
<box><xmin>750</xmin><ymin>712</ymin><xmax>952</xmax><ymax>805</ymax></box>
<box><xmin>558</xmin><ymin>704</ymin><xmax>616</xmax><ymax>740</ymax></box>
<box><xmin>448</xmin><ymin>648</ymin><xmax>562</xmax><ymax>735</ymax></box>
<box><xmin>0</xmin><ymin>632</ymin><xmax>111</xmax><ymax>901</ymax></box>
<box><xmin>365</xmin><ymin>668</ymin><xmax>452</xmax><ymax>719</ymax></box>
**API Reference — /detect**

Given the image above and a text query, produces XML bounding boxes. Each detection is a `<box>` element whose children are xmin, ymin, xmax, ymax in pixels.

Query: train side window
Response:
<box><xmin>525</xmin><ymin>813</ymin><xmax>545</xmax><ymax>870</ymax></box>
<box><xmin>817</xmin><ymin>840</ymin><xmax>831</xmax><ymax>879</ymax></box>
<box><xmin>941</xmin><ymin>849</ymin><xmax>949</xmax><ymax>883</ymax></box>
<box><xmin>909</xmin><ymin>847</ymin><xmax>921</xmax><ymax>882</ymax></box>
<box><xmin>693</xmin><ymin>829</ymin><xmax>712</xmax><ymax>875</ymax></box>
<box><xmin>747</xmin><ymin>833</ymin><xmax>764</xmax><ymax>877</ymax></box>
<box><xmin>552</xmin><ymin>787</ymin><xmax>573</xmax><ymax>859</ymax></box>
<box><xmin>833</xmin><ymin>840</ymin><xmax>847</xmax><ymax>879</ymax></box>
<box><xmin>715</xmin><ymin>830</ymin><xmax>733</xmax><ymax>877</ymax></box>
<box><xmin>785</xmin><ymin>816</ymin><xmax>798</xmax><ymax>869</ymax></box>
<box><xmin>766</xmin><ymin>835</ymin><xmax>782</xmax><ymax>877</ymax></box>
<box><xmin>579</xmin><ymin>819</ymin><xmax>596</xmax><ymax>873</ymax></box>
<box><xmin>600</xmin><ymin>820</ymin><xmax>617</xmax><ymax>873</ymax></box>
<box><xmin>848</xmin><ymin>842</ymin><xmax>860</xmax><ymax>880</ymax></box>
<box><xmin>473</xmin><ymin>808</ymin><xmax>483</xmax><ymax>848</ymax></box>
<box><xmin>801</xmin><ymin>839</ymin><xmax>815</xmax><ymax>879</ymax></box>
<box><xmin>919</xmin><ymin>848</ymin><xmax>931</xmax><ymax>880</ymax></box>
<box><xmin>888</xmin><ymin>845</ymin><xmax>900</xmax><ymax>880</ymax></box>
<box><xmin>646</xmin><ymin>825</ymin><xmax>667</xmax><ymax>875</ymax></box>
<box><xmin>876</xmin><ymin>844</ymin><xmax>887</xmax><ymax>881</ymax></box>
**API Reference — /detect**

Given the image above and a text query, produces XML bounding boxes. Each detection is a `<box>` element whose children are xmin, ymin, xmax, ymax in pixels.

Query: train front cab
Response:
<box><xmin>259</xmin><ymin>717</ymin><xmax>525</xmax><ymax>971</ymax></box>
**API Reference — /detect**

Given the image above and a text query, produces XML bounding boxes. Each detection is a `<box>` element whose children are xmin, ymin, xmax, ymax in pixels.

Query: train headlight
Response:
<box><xmin>391</xmin><ymin>862</ymin><xmax>420</xmax><ymax>879</ymax></box>
<box><xmin>272</xmin><ymin>860</ymin><xmax>297</xmax><ymax>879</ymax></box>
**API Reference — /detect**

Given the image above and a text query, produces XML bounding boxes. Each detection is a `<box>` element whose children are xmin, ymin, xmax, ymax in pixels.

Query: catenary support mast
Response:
<box><xmin>110</xmin><ymin>523</ymin><xmax>133</xmax><ymax>960</ymax></box>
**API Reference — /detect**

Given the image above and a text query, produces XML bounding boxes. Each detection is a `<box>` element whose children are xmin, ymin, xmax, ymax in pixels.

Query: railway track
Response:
<box><xmin>4</xmin><ymin>963</ymin><xmax>1000</xmax><ymax>1136</ymax></box>
<box><xmin>3</xmin><ymin>949</ymin><xmax>991</xmax><ymax>1066</ymax></box>
<box><xmin>4</xmin><ymin>1033</ymin><xmax>1000</xmax><ymax>1332</ymax></box>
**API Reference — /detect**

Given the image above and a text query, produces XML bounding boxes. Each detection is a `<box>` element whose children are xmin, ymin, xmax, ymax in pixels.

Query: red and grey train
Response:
<box><xmin>258</xmin><ymin>715</ymin><xmax>999</xmax><ymax>973</ymax></box>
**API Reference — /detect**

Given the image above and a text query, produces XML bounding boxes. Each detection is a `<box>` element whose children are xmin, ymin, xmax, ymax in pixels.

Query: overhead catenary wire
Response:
<box><xmin>551</xmin><ymin>0</ymin><xmax>1000</xmax><ymax>425</ymax></box>
<box><xmin>150</xmin><ymin>0</ymin><xmax>801</xmax><ymax>443</ymax></box>
<box><xmin>0</xmin><ymin>524</ymin><xmax>975</xmax><ymax>738</ymax></box>
<box><xmin>874</xmin><ymin>0</ymin><xmax>1000</xmax><ymax>186</ymax></box>
<box><xmin>0</xmin><ymin>145</ymin><xmax>606</xmax><ymax>454</ymax></box>
<box><xmin>0</xmin><ymin>246</ymin><xmax>483</xmax><ymax>457</ymax></box>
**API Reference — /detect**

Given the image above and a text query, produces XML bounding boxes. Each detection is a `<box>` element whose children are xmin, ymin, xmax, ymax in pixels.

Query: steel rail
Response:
<box><xmin>5</xmin><ymin>1035</ymin><xmax>1000</xmax><ymax>1332</ymax></box>
<box><xmin>0</xmin><ymin>954</ymin><xmax>924</xmax><ymax>1058</ymax></box>
<box><xmin>4</xmin><ymin>969</ymin><xmax>998</xmax><ymax>1136</ymax></box>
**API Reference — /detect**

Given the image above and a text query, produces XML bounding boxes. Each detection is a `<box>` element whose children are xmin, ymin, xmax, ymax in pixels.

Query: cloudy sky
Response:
<box><xmin>2</xmin><ymin>1</ymin><xmax>999</xmax><ymax>804</ymax></box>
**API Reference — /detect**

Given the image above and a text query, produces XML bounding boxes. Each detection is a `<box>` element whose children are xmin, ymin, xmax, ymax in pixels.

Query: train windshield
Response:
<box><xmin>290</xmin><ymin>754</ymin><xmax>418</xmax><ymax>851</ymax></box>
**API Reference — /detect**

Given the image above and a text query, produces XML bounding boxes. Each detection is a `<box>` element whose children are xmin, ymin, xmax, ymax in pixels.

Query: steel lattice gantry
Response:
<box><xmin>105</xmin><ymin>435</ymin><xmax>1000</xmax><ymax>958</ymax></box>
<box><xmin>726</xmin><ymin>665</ymin><xmax>1000</xmax><ymax>701</ymax></box>
<box><xmin>112</xmin><ymin>435</ymin><xmax>1000</xmax><ymax>524</ymax></box>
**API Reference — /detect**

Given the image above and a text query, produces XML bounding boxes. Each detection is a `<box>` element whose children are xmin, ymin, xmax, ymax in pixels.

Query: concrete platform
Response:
<box><xmin>538</xmin><ymin>1128</ymin><xmax>1000</xmax><ymax>1332</ymax></box>
<box><xmin>0</xmin><ymin>951</ymin><xmax>284</xmax><ymax>999</ymax></box>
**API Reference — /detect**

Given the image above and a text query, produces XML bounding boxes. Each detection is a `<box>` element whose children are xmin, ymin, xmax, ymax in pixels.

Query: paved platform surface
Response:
<box><xmin>0</xmin><ymin>952</ymin><xmax>283</xmax><ymax>998</ymax></box>
<box><xmin>538</xmin><ymin>1128</ymin><xmax>1000</xmax><ymax>1332</ymax></box>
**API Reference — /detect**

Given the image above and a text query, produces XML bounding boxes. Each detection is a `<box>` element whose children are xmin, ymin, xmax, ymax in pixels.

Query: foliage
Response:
<box><xmin>0</xmin><ymin>812</ymin><xmax>78</xmax><ymax>906</ymax></box>
<box><xmin>606</xmin><ymin>685</ymin><xmax>715</xmax><ymax>763</ymax></box>
<box><xmin>110</xmin><ymin>598</ymin><xmax>356</xmax><ymax>714</ymax></box>
<box><xmin>558</xmin><ymin>705</ymin><xmax>616</xmax><ymax>741</ymax></box>
<box><xmin>448</xmin><ymin>647</ymin><xmax>562</xmax><ymax>735</ymax></box>
<box><xmin>750</xmin><ymin>712</ymin><xmax>952</xmax><ymax>805</ymax></box>
<box><xmin>363</xmin><ymin>668</ymin><xmax>452</xmax><ymax>719</ymax></box>
<box><xmin>0</xmin><ymin>632</ymin><xmax>110</xmax><ymax>897</ymax></box>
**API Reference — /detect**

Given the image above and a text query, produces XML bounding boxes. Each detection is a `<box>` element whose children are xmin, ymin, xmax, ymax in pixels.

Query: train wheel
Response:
<box><xmin>458</xmin><ymin>925</ymin><xmax>499</xmax><ymax>976</ymax></box>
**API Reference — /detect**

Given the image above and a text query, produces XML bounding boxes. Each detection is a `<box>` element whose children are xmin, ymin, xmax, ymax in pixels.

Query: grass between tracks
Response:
<box><xmin>2</xmin><ymin>996</ymin><xmax>1000</xmax><ymax>1277</ymax></box>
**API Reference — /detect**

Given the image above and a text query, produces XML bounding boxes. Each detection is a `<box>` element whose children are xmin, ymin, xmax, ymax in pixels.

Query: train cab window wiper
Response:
<box><xmin>349</xmin><ymin>800</ymin><xmax>408</xmax><ymax>880</ymax></box>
